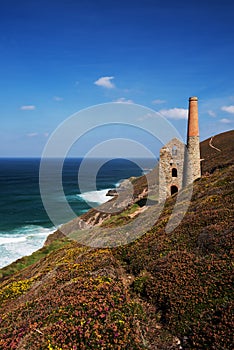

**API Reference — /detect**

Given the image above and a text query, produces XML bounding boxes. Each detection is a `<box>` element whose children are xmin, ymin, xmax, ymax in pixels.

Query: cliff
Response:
<box><xmin>0</xmin><ymin>130</ymin><xmax>233</xmax><ymax>349</ymax></box>
<box><xmin>45</xmin><ymin>130</ymin><xmax>234</xmax><ymax>243</ymax></box>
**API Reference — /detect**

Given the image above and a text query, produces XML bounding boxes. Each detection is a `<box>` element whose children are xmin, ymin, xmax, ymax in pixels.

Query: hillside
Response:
<box><xmin>0</xmin><ymin>130</ymin><xmax>233</xmax><ymax>349</ymax></box>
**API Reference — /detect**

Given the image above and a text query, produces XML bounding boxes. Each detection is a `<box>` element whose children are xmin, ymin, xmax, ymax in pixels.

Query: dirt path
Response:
<box><xmin>209</xmin><ymin>136</ymin><xmax>221</xmax><ymax>152</ymax></box>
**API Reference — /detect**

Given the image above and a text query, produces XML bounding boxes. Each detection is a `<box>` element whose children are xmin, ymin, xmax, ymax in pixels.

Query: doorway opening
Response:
<box><xmin>171</xmin><ymin>185</ymin><xmax>178</xmax><ymax>196</ymax></box>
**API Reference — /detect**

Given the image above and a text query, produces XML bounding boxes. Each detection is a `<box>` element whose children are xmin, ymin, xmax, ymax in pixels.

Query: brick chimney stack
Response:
<box><xmin>187</xmin><ymin>96</ymin><xmax>199</xmax><ymax>138</ymax></box>
<box><xmin>184</xmin><ymin>97</ymin><xmax>201</xmax><ymax>185</ymax></box>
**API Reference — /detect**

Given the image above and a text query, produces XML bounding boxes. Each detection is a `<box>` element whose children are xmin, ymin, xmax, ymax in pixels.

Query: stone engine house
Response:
<box><xmin>159</xmin><ymin>97</ymin><xmax>201</xmax><ymax>202</ymax></box>
<box><xmin>159</xmin><ymin>138</ymin><xmax>185</xmax><ymax>202</ymax></box>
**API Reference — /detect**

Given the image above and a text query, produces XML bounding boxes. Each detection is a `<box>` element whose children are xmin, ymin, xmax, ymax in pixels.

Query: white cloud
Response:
<box><xmin>20</xmin><ymin>105</ymin><xmax>36</xmax><ymax>111</ymax></box>
<box><xmin>53</xmin><ymin>96</ymin><xmax>63</xmax><ymax>101</ymax></box>
<box><xmin>221</xmin><ymin>105</ymin><xmax>234</xmax><ymax>114</ymax></box>
<box><xmin>26</xmin><ymin>132</ymin><xmax>50</xmax><ymax>138</ymax></box>
<box><xmin>114</xmin><ymin>97</ymin><xmax>134</xmax><ymax>104</ymax></box>
<box><xmin>159</xmin><ymin>108</ymin><xmax>188</xmax><ymax>120</ymax></box>
<box><xmin>152</xmin><ymin>99</ymin><xmax>166</xmax><ymax>105</ymax></box>
<box><xmin>219</xmin><ymin>118</ymin><xmax>232</xmax><ymax>124</ymax></box>
<box><xmin>137</xmin><ymin>112</ymin><xmax>165</xmax><ymax>121</ymax></box>
<box><xmin>208</xmin><ymin>110</ymin><xmax>216</xmax><ymax>117</ymax></box>
<box><xmin>27</xmin><ymin>132</ymin><xmax>38</xmax><ymax>137</ymax></box>
<box><xmin>94</xmin><ymin>76</ymin><xmax>115</xmax><ymax>89</ymax></box>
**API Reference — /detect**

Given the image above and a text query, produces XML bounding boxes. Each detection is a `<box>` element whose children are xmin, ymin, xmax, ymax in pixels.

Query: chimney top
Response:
<box><xmin>189</xmin><ymin>96</ymin><xmax>198</xmax><ymax>101</ymax></box>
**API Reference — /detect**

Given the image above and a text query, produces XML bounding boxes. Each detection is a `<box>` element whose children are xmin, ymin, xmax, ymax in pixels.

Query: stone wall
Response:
<box><xmin>159</xmin><ymin>138</ymin><xmax>185</xmax><ymax>202</ymax></box>
<box><xmin>184</xmin><ymin>135</ymin><xmax>201</xmax><ymax>186</ymax></box>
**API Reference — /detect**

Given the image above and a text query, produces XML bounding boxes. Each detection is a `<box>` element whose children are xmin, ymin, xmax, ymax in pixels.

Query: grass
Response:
<box><xmin>101</xmin><ymin>203</ymin><xmax>140</xmax><ymax>227</ymax></box>
<box><xmin>0</xmin><ymin>237</ymin><xmax>71</xmax><ymax>280</ymax></box>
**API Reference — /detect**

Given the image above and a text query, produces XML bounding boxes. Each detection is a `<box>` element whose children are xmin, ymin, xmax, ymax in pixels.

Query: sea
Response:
<box><xmin>0</xmin><ymin>157</ymin><xmax>156</xmax><ymax>268</ymax></box>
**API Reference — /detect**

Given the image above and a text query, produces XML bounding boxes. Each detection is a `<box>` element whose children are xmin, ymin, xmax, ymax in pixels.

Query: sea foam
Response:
<box><xmin>77</xmin><ymin>188</ymin><xmax>112</xmax><ymax>205</ymax></box>
<box><xmin>0</xmin><ymin>225</ymin><xmax>55</xmax><ymax>268</ymax></box>
<box><xmin>0</xmin><ymin>189</ymin><xmax>111</xmax><ymax>269</ymax></box>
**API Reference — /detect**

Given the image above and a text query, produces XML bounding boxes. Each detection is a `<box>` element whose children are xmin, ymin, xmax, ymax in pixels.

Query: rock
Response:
<box><xmin>44</xmin><ymin>229</ymin><xmax>65</xmax><ymax>246</ymax></box>
<box><xmin>106</xmin><ymin>189</ymin><xmax>118</xmax><ymax>197</ymax></box>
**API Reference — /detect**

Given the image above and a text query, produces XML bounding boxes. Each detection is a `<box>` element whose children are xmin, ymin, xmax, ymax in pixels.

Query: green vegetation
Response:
<box><xmin>101</xmin><ymin>203</ymin><xmax>140</xmax><ymax>227</ymax></box>
<box><xmin>0</xmin><ymin>237</ymin><xmax>71</xmax><ymax>280</ymax></box>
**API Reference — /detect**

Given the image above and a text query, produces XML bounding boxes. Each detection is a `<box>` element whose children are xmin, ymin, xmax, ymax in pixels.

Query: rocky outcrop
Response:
<box><xmin>106</xmin><ymin>189</ymin><xmax>118</xmax><ymax>196</ymax></box>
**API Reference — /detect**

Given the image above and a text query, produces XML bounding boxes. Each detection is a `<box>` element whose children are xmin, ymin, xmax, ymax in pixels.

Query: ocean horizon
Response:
<box><xmin>0</xmin><ymin>157</ymin><xmax>156</xmax><ymax>268</ymax></box>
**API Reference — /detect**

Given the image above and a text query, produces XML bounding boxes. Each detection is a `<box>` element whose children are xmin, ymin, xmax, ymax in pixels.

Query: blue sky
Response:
<box><xmin>0</xmin><ymin>0</ymin><xmax>234</xmax><ymax>157</ymax></box>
